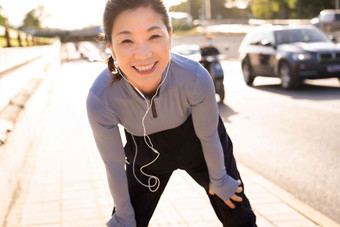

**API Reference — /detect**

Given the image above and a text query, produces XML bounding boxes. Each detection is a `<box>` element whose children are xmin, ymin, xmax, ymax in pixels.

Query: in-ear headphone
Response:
<box><xmin>109</xmin><ymin>48</ymin><xmax>119</xmax><ymax>66</ymax></box>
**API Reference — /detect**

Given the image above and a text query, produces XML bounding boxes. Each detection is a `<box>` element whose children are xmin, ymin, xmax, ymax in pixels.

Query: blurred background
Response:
<box><xmin>0</xmin><ymin>0</ymin><xmax>340</xmax><ymax>226</ymax></box>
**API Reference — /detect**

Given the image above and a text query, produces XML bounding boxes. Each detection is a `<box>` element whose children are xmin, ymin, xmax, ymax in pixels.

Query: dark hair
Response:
<box><xmin>102</xmin><ymin>0</ymin><xmax>171</xmax><ymax>85</ymax></box>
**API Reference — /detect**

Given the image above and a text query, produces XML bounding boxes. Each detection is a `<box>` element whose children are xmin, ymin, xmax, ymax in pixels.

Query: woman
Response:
<box><xmin>86</xmin><ymin>0</ymin><xmax>256</xmax><ymax>226</ymax></box>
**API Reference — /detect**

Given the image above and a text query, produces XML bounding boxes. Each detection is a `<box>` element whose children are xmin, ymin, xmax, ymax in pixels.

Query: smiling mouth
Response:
<box><xmin>133</xmin><ymin>62</ymin><xmax>157</xmax><ymax>72</ymax></box>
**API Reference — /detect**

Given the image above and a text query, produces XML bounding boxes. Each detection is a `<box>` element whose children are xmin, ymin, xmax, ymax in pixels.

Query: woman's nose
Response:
<box><xmin>134</xmin><ymin>43</ymin><xmax>152</xmax><ymax>60</ymax></box>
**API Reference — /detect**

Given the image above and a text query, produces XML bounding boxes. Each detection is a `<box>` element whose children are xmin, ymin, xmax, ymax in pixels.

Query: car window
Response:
<box><xmin>320</xmin><ymin>13</ymin><xmax>334</xmax><ymax>23</ymax></box>
<box><xmin>335</xmin><ymin>14</ymin><xmax>340</xmax><ymax>21</ymax></box>
<box><xmin>247</xmin><ymin>31</ymin><xmax>264</xmax><ymax>45</ymax></box>
<box><xmin>274</xmin><ymin>28</ymin><xmax>330</xmax><ymax>45</ymax></box>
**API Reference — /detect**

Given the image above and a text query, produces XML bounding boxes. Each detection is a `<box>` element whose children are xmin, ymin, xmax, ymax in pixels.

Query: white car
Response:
<box><xmin>171</xmin><ymin>44</ymin><xmax>201</xmax><ymax>62</ymax></box>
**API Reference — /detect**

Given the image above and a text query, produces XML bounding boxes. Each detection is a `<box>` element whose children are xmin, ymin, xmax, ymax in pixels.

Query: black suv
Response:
<box><xmin>238</xmin><ymin>25</ymin><xmax>340</xmax><ymax>89</ymax></box>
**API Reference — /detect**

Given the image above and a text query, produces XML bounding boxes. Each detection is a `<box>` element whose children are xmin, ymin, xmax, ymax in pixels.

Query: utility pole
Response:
<box><xmin>201</xmin><ymin>0</ymin><xmax>205</xmax><ymax>20</ymax></box>
<box><xmin>205</xmin><ymin>0</ymin><xmax>211</xmax><ymax>20</ymax></box>
<box><xmin>186</xmin><ymin>0</ymin><xmax>191</xmax><ymax>16</ymax></box>
<box><xmin>336</xmin><ymin>0</ymin><xmax>339</xmax><ymax>10</ymax></box>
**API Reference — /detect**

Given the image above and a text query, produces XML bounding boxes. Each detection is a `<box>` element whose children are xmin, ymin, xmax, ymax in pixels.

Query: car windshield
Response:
<box><xmin>274</xmin><ymin>28</ymin><xmax>330</xmax><ymax>45</ymax></box>
<box><xmin>335</xmin><ymin>14</ymin><xmax>340</xmax><ymax>21</ymax></box>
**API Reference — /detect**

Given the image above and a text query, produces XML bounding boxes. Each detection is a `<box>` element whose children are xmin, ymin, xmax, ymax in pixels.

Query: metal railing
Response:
<box><xmin>0</xmin><ymin>25</ymin><xmax>52</xmax><ymax>47</ymax></box>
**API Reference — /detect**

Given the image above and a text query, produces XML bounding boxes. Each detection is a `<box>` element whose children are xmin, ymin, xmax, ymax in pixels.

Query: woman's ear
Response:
<box><xmin>169</xmin><ymin>26</ymin><xmax>173</xmax><ymax>48</ymax></box>
<box><xmin>106</xmin><ymin>43</ymin><xmax>116</xmax><ymax>58</ymax></box>
<box><xmin>169</xmin><ymin>26</ymin><xmax>173</xmax><ymax>38</ymax></box>
<box><xmin>108</xmin><ymin>47</ymin><xmax>117</xmax><ymax>60</ymax></box>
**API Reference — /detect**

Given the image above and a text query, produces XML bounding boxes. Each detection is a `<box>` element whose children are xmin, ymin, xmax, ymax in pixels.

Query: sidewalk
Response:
<box><xmin>3</xmin><ymin>61</ymin><xmax>339</xmax><ymax>227</ymax></box>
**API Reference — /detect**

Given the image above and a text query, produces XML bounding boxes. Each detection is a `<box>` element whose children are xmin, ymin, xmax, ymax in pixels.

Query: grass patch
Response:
<box><xmin>0</xmin><ymin>37</ymin><xmax>8</xmax><ymax>47</ymax></box>
<box><xmin>0</xmin><ymin>36</ymin><xmax>50</xmax><ymax>47</ymax></box>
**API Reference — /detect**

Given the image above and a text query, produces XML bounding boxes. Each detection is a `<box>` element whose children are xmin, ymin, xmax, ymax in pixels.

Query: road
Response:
<box><xmin>219</xmin><ymin>60</ymin><xmax>340</xmax><ymax>223</ymax></box>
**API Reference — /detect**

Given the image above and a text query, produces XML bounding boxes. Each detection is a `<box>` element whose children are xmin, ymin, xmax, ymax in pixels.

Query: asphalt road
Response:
<box><xmin>219</xmin><ymin>60</ymin><xmax>340</xmax><ymax>223</ymax></box>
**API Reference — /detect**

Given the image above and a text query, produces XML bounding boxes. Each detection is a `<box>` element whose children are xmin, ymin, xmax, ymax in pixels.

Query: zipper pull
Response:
<box><xmin>150</xmin><ymin>100</ymin><xmax>158</xmax><ymax>118</ymax></box>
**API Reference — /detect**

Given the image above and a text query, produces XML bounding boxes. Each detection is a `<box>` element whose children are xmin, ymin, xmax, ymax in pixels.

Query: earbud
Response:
<box><xmin>109</xmin><ymin>48</ymin><xmax>114</xmax><ymax>57</ymax></box>
<box><xmin>109</xmin><ymin>48</ymin><xmax>118</xmax><ymax>66</ymax></box>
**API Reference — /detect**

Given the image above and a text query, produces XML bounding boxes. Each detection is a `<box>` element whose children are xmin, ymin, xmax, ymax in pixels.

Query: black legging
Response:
<box><xmin>116</xmin><ymin>115</ymin><xmax>256</xmax><ymax>227</ymax></box>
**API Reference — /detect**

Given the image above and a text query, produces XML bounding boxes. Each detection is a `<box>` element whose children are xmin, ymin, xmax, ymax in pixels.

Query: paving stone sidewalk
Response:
<box><xmin>3</xmin><ymin>62</ymin><xmax>339</xmax><ymax>227</ymax></box>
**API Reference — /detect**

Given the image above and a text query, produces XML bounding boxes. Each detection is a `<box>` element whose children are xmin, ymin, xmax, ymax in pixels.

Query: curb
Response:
<box><xmin>238</xmin><ymin>164</ymin><xmax>340</xmax><ymax>227</ymax></box>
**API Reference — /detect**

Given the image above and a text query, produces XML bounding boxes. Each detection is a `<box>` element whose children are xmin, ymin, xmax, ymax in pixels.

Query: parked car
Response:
<box><xmin>311</xmin><ymin>9</ymin><xmax>340</xmax><ymax>32</ymax></box>
<box><xmin>238</xmin><ymin>24</ymin><xmax>340</xmax><ymax>89</ymax></box>
<box><xmin>77</xmin><ymin>41</ymin><xmax>104</xmax><ymax>62</ymax></box>
<box><xmin>171</xmin><ymin>44</ymin><xmax>202</xmax><ymax>62</ymax></box>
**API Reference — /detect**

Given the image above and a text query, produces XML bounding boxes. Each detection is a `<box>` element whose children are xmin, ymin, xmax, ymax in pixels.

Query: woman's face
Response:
<box><xmin>109</xmin><ymin>6</ymin><xmax>171</xmax><ymax>94</ymax></box>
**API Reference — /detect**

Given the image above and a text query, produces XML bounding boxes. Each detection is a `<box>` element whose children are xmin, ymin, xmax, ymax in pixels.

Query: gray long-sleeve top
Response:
<box><xmin>86</xmin><ymin>53</ymin><xmax>239</xmax><ymax>226</ymax></box>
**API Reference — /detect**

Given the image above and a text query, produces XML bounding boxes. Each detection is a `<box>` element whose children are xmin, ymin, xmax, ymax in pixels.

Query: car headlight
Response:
<box><xmin>292</xmin><ymin>53</ymin><xmax>313</xmax><ymax>61</ymax></box>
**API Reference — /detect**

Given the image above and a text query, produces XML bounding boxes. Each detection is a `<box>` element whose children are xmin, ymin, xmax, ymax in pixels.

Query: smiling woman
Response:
<box><xmin>86</xmin><ymin>0</ymin><xmax>257</xmax><ymax>226</ymax></box>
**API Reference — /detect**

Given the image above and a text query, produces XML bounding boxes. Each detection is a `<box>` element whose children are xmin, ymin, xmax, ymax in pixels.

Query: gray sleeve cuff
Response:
<box><xmin>209</xmin><ymin>174</ymin><xmax>239</xmax><ymax>201</ymax></box>
<box><xmin>106</xmin><ymin>213</ymin><xmax>136</xmax><ymax>227</ymax></box>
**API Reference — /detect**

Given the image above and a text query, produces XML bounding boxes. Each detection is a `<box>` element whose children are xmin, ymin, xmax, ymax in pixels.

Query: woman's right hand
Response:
<box><xmin>209</xmin><ymin>179</ymin><xmax>243</xmax><ymax>209</ymax></box>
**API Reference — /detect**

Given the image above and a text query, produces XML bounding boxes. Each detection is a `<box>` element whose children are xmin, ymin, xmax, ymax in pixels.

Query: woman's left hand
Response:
<box><xmin>209</xmin><ymin>179</ymin><xmax>243</xmax><ymax>209</ymax></box>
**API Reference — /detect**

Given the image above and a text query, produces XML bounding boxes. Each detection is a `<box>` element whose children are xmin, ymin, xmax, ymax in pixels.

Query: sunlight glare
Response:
<box><xmin>2</xmin><ymin>0</ymin><xmax>185</xmax><ymax>30</ymax></box>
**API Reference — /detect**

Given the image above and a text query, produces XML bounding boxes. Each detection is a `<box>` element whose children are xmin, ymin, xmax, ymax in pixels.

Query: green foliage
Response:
<box><xmin>0</xmin><ymin>5</ymin><xmax>8</xmax><ymax>25</ymax></box>
<box><xmin>0</xmin><ymin>35</ymin><xmax>51</xmax><ymax>47</ymax></box>
<box><xmin>21</xmin><ymin>5</ymin><xmax>46</xmax><ymax>29</ymax></box>
<box><xmin>170</xmin><ymin>0</ymin><xmax>338</xmax><ymax>20</ymax></box>
<box><xmin>250</xmin><ymin>0</ymin><xmax>291</xmax><ymax>19</ymax></box>
<box><xmin>251</xmin><ymin>0</ymin><xmax>335</xmax><ymax>19</ymax></box>
<box><xmin>294</xmin><ymin>0</ymin><xmax>334</xmax><ymax>18</ymax></box>
<box><xmin>0</xmin><ymin>37</ymin><xmax>32</xmax><ymax>47</ymax></box>
<box><xmin>0</xmin><ymin>37</ymin><xmax>7</xmax><ymax>47</ymax></box>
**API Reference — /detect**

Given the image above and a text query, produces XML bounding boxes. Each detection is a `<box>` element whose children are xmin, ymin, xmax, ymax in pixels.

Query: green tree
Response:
<box><xmin>0</xmin><ymin>5</ymin><xmax>8</xmax><ymax>25</ymax></box>
<box><xmin>251</xmin><ymin>0</ymin><xmax>335</xmax><ymax>19</ymax></box>
<box><xmin>171</xmin><ymin>0</ymin><xmax>336</xmax><ymax>20</ymax></box>
<box><xmin>294</xmin><ymin>0</ymin><xmax>334</xmax><ymax>18</ymax></box>
<box><xmin>20</xmin><ymin>5</ymin><xmax>45</xmax><ymax>29</ymax></box>
<box><xmin>250</xmin><ymin>0</ymin><xmax>292</xmax><ymax>19</ymax></box>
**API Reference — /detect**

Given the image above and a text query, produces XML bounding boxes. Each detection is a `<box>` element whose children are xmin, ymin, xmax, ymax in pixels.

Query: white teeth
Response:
<box><xmin>135</xmin><ymin>63</ymin><xmax>155</xmax><ymax>72</ymax></box>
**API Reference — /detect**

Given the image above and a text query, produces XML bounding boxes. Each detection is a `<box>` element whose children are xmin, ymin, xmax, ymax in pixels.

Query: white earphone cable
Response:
<box><xmin>116</xmin><ymin>60</ymin><xmax>171</xmax><ymax>192</ymax></box>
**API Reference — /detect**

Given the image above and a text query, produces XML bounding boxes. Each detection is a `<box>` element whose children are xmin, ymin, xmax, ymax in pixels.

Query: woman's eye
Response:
<box><xmin>121</xmin><ymin>39</ymin><xmax>133</xmax><ymax>44</ymax></box>
<box><xmin>150</xmin><ymin>34</ymin><xmax>161</xmax><ymax>40</ymax></box>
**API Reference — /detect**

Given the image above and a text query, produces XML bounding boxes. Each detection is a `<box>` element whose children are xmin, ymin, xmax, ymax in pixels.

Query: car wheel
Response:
<box><xmin>242</xmin><ymin>60</ymin><xmax>255</xmax><ymax>86</ymax></box>
<box><xmin>279</xmin><ymin>61</ymin><xmax>299</xmax><ymax>89</ymax></box>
